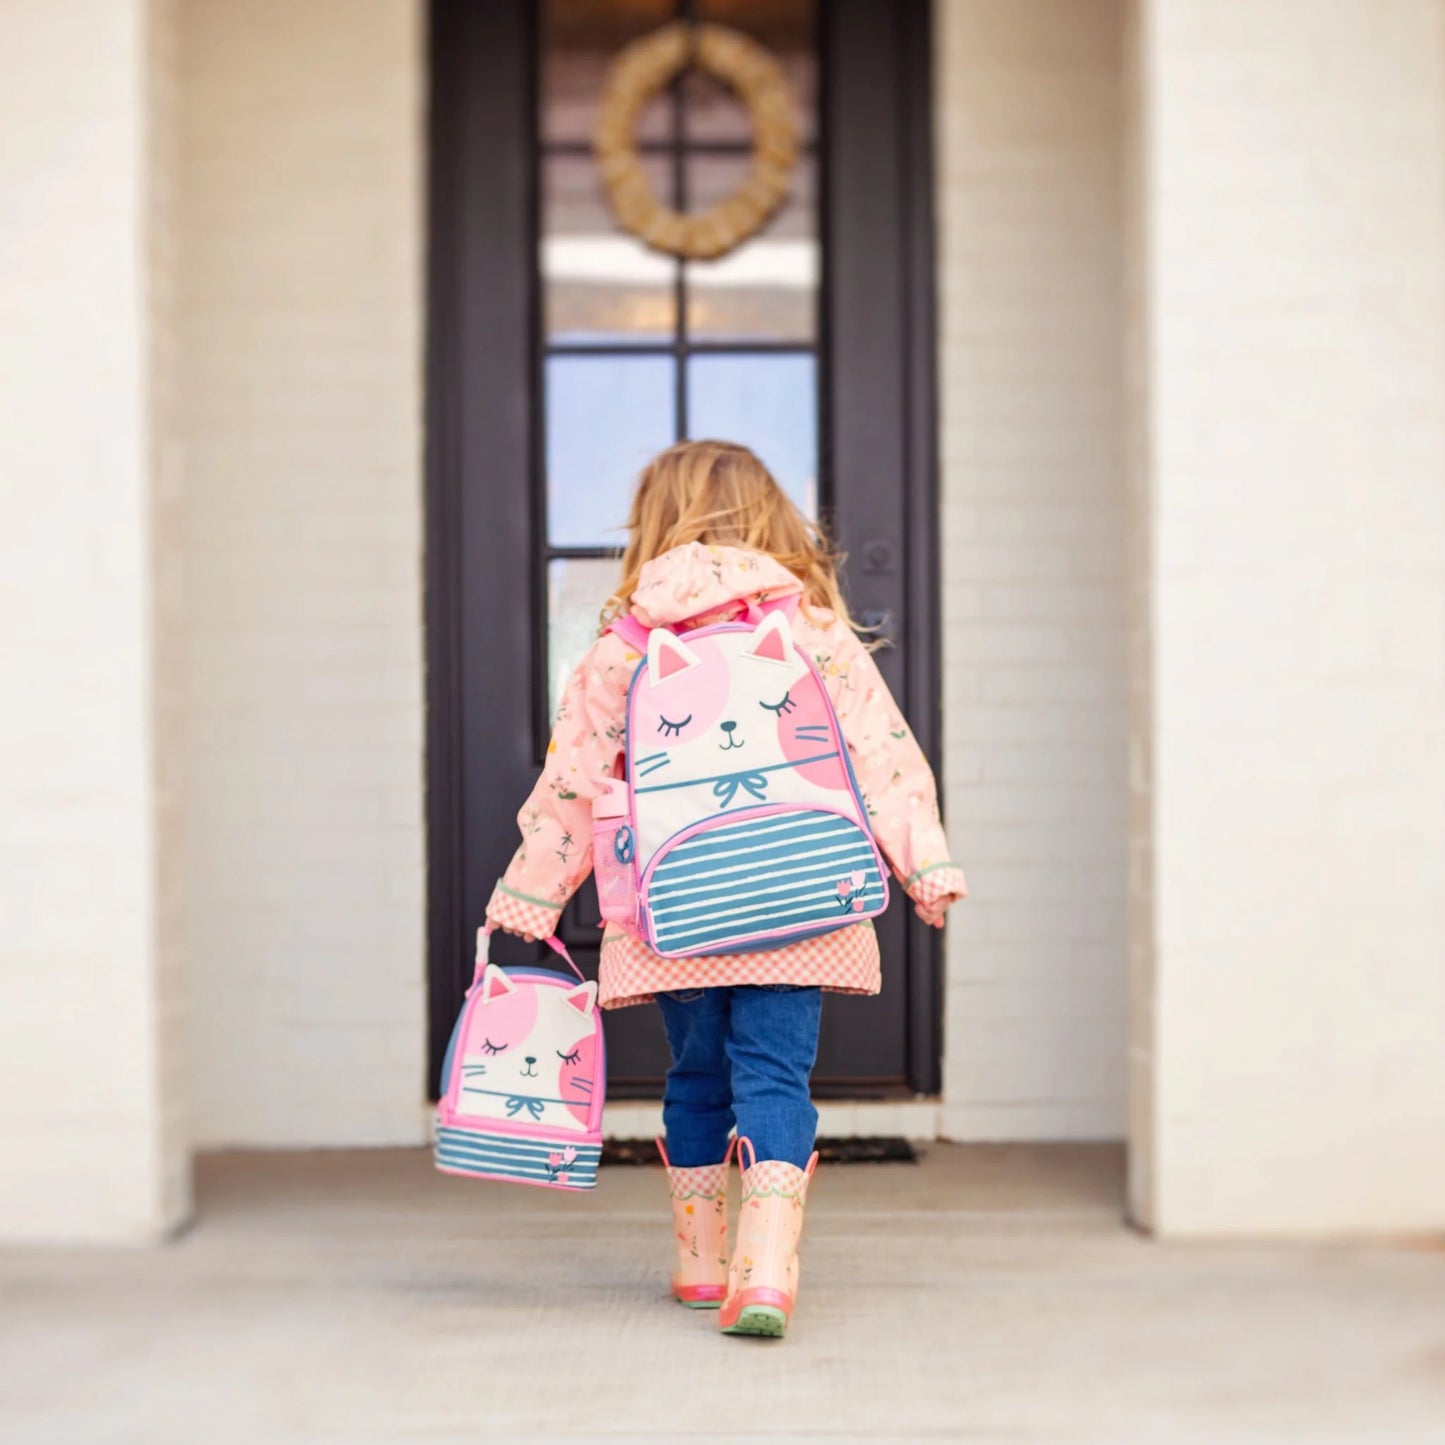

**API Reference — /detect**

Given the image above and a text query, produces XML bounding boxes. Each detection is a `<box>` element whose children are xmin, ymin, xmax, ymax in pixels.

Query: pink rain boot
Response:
<box><xmin>659</xmin><ymin>1136</ymin><xmax>735</xmax><ymax>1309</ymax></box>
<box><xmin>718</xmin><ymin>1137</ymin><xmax>818</xmax><ymax>1338</ymax></box>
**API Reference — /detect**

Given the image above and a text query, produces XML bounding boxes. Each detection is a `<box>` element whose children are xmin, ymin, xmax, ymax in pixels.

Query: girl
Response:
<box><xmin>486</xmin><ymin>440</ymin><xmax>965</xmax><ymax>1339</ymax></box>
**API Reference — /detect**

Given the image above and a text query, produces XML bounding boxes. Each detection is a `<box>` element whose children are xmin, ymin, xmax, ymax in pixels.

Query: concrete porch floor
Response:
<box><xmin>1</xmin><ymin>1145</ymin><xmax>1442</xmax><ymax>1444</ymax></box>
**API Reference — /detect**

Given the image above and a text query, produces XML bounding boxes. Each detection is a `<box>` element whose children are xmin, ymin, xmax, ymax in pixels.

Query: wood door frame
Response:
<box><xmin>424</xmin><ymin>0</ymin><xmax>943</xmax><ymax>1098</ymax></box>
<box><xmin>424</xmin><ymin>0</ymin><xmax>541</xmax><ymax>1098</ymax></box>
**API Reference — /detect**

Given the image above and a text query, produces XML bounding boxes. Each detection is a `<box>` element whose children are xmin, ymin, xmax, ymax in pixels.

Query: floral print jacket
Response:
<box><xmin>485</xmin><ymin>543</ymin><xmax>966</xmax><ymax>1008</ymax></box>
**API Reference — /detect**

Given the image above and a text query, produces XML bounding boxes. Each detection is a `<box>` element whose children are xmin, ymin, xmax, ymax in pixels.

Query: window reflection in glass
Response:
<box><xmin>544</xmin><ymin>154</ymin><xmax>679</xmax><ymax>345</ymax></box>
<box><xmin>549</xmin><ymin>558</ymin><xmax>623</xmax><ymax>721</ymax></box>
<box><xmin>684</xmin><ymin>153</ymin><xmax>816</xmax><ymax>343</ymax></box>
<box><xmin>546</xmin><ymin>355</ymin><xmax>676</xmax><ymax>548</ymax></box>
<box><xmin>687</xmin><ymin>353</ymin><xmax>818</xmax><ymax>519</ymax></box>
<box><xmin>686</xmin><ymin>0</ymin><xmax>816</xmax><ymax>143</ymax></box>
<box><xmin>542</xmin><ymin>0</ymin><xmax>674</xmax><ymax>145</ymax></box>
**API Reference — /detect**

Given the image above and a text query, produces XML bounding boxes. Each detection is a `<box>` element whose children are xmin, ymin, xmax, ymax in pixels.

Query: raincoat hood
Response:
<box><xmin>628</xmin><ymin>543</ymin><xmax>806</xmax><ymax>630</ymax></box>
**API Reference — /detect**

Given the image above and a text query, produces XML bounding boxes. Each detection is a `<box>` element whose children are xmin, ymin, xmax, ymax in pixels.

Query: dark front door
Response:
<box><xmin>427</xmin><ymin>0</ymin><xmax>941</xmax><ymax>1099</ymax></box>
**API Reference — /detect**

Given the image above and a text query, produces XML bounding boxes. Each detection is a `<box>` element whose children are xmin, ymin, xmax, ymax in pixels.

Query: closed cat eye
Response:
<box><xmin>760</xmin><ymin>691</ymin><xmax>796</xmax><ymax>715</ymax></box>
<box><xmin>556</xmin><ymin>1048</ymin><xmax>582</xmax><ymax>1065</ymax></box>
<box><xmin>481</xmin><ymin>1039</ymin><xmax>506</xmax><ymax>1055</ymax></box>
<box><xmin>657</xmin><ymin>714</ymin><xmax>692</xmax><ymax>737</ymax></box>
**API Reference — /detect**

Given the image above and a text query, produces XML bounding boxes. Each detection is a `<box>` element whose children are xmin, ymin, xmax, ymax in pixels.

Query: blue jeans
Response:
<box><xmin>655</xmin><ymin>985</ymin><xmax>822</xmax><ymax>1169</ymax></box>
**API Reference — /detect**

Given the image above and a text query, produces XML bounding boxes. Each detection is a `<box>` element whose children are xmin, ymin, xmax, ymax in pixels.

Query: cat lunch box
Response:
<box><xmin>434</xmin><ymin>929</ymin><xmax>605</xmax><ymax>1191</ymax></box>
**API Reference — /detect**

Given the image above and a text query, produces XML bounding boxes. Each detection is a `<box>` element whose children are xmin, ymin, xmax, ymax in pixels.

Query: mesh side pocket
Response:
<box><xmin>593</xmin><ymin>819</ymin><xmax>638</xmax><ymax>928</ymax></box>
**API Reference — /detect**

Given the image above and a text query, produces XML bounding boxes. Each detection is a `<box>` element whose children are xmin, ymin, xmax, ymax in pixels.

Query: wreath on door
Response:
<box><xmin>593</xmin><ymin>22</ymin><xmax>798</xmax><ymax>261</ymax></box>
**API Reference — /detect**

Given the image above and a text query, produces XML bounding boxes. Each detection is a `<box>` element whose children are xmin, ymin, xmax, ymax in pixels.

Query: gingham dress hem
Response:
<box><xmin>597</xmin><ymin>921</ymin><xmax>882</xmax><ymax>1010</ymax></box>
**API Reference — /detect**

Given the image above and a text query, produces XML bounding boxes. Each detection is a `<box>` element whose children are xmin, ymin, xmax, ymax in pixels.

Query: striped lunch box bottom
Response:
<box><xmin>647</xmin><ymin>808</ymin><xmax>886</xmax><ymax>957</ymax></box>
<box><xmin>434</xmin><ymin>1124</ymin><xmax>601</xmax><ymax>1191</ymax></box>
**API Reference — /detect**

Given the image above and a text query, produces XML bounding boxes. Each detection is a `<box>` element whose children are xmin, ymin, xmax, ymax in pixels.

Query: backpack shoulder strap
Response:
<box><xmin>609</xmin><ymin>595</ymin><xmax>799</xmax><ymax>650</ymax></box>
<box><xmin>607</xmin><ymin>613</ymin><xmax>651</xmax><ymax>653</ymax></box>
<box><xmin>743</xmin><ymin>594</ymin><xmax>801</xmax><ymax>625</ymax></box>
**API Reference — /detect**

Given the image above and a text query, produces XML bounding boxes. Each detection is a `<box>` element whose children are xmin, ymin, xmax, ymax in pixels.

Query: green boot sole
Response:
<box><xmin>720</xmin><ymin>1304</ymin><xmax>788</xmax><ymax>1338</ymax></box>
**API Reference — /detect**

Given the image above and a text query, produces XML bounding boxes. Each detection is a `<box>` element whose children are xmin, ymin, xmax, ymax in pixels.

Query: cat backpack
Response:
<box><xmin>434</xmin><ymin>926</ymin><xmax>605</xmax><ymax>1191</ymax></box>
<box><xmin>593</xmin><ymin>601</ymin><xmax>889</xmax><ymax>957</ymax></box>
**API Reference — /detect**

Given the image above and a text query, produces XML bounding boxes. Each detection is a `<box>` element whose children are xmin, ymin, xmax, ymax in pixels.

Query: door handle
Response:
<box><xmin>857</xmin><ymin>607</ymin><xmax>895</xmax><ymax>643</ymax></box>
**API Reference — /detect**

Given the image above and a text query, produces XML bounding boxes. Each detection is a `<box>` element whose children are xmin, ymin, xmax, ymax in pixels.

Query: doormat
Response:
<box><xmin>600</xmin><ymin>1136</ymin><xmax>918</xmax><ymax>1167</ymax></box>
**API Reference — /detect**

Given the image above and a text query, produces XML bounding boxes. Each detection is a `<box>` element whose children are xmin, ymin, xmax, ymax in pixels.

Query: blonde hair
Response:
<box><xmin>601</xmin><ymin>440</ymin><xmax>855</xmax><ymax>631</ymax></box>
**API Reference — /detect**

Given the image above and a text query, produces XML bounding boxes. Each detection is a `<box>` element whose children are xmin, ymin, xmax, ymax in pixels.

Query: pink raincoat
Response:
<box><xmin>485</xmin><ymin>543</ymin><xmax>966</xmax><ymax>1008</ymax></box>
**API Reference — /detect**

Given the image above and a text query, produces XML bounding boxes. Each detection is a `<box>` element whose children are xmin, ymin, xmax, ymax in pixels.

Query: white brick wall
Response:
<box><xmin>1129</xmin><ymin>0</ymin><xmax>1445</xmax><ymax>1233</ymax></box>
<box><xmin>935</xmin><ymin>0</ymin><xmax>1130</xmax><ymax>1140</ymax></box>
<box><xmin>177</xmin><ymin>0</ymin><xmax>426</xmax><ymax>1146</ymax></box>
<box><xmin>0</xmin><ymin>0</ymin><xmax>189</xmax><ymax>1241</ymax></box>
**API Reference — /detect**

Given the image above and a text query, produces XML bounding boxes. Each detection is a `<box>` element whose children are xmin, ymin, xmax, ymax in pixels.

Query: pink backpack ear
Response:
<box><xmin>477</xmin><ymin>964</ymin><xmax>516</xmax><ymax>1005</ymax></box>
<box><xmin>647</xmin><ymin>627</ymin><xmax>700</xmax><ymax>684</ymax></box>
<box><xmin>563</xmin><ymin>979</ymin><xmax>599</xmax><ymax>1016</ymax></box>
<box><xmin>746</xmin><ymin>610</ymin><xmax>793</xmax><ymax>665</ymax></box>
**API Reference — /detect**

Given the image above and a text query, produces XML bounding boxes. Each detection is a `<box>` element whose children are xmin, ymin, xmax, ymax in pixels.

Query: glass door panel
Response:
<box><xmin>548</xmin><ymin>557</ymin><xmax>623</xmax><ymax>719</ymax></box>
<box><xmin>543</xmin><ymin>153</ymin><xmax>679</xmax><ymax>345</ymax></box>
<box><xmin>544</xmin><ymin>355</ymin><xmax>677</xmax><ymax>548</ymax></box>
<box><xmin>685</xmin><ymin>353</ymin><xmax>818</xmax><ymax>516</ymax></box>
<box><xmin>538</xmin><ymin>0</ymin><xmax>820</xmax><ymax>715</ymax></box>
<box><xmin>683</xmin><ymin>154</ymin><xmax>817</xmax><ymax>343</ymax></box>
<box><xmin>542</xmin><ymin>0</ymin><xmax>676</xmax><ymax>145</ymax></box>
<box><xmin>685</xmin><ymin>0</ymin><xmax>817</xmax><ymax>143</ymax></box>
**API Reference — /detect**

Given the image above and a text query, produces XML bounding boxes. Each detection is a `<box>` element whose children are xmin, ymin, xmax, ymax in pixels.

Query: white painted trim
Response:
<box><xmin>942</xmin><ymin>1102</ymin><xmax>1126</xmax><ymax>1144</ymax></box>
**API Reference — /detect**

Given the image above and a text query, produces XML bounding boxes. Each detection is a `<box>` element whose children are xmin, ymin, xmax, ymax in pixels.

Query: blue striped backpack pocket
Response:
<box><xmin>643</xmin><ymin>807</ymin><xmax>887</xmax><ymax>957</ymax></box>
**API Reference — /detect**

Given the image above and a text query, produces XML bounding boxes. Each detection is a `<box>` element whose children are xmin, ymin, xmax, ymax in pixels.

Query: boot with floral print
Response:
<box><xmin>718</xmin><ymin>1137</ymin><xmax>818</xmax><ymax>1338</ymax></box>
<box><xmin>658</xmin><ymin>1136</ymin><xmax>734</xmax><ymax>1308</ymax></box>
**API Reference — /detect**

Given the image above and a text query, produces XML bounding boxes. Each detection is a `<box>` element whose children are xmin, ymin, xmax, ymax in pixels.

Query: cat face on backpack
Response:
<box><xmin>457</xmin><ymin>966</ymin><xmax>598</xmax><ymax>1129</ymax></box>
<box><xmin>630</xmin><ymin>613</ymin><xmax>849</xmax><ymax>801</ymax></box>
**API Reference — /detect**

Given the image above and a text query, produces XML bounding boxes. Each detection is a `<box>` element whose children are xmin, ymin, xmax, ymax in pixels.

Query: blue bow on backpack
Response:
<box><xmin>711</xmin><ymin>770</ymin><xmax>769</xmax><ymax>808</ymax></box>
